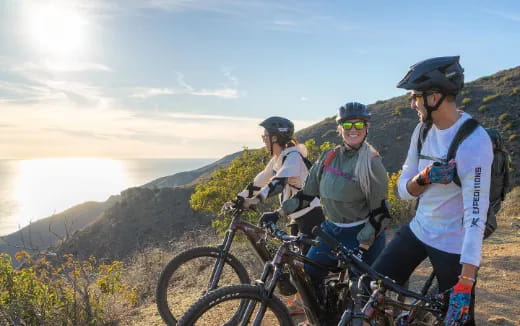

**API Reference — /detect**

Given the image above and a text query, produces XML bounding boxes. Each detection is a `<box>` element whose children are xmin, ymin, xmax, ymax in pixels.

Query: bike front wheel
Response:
<box><xmin>178</xmin><ymin>284</ymin><xmax>294</xmax><ymax>326</ymax></box>
<box><xmin>156</xmin><ymin>246</ymin><xmax>250</xmax><ymax>325</ymax></box>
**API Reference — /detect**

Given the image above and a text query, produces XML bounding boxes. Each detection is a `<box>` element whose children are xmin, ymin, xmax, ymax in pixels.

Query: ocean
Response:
<box><xmin>0</xmin><ymin>158</ymin><xmax>215</xmax><ymax>236</ymax></box>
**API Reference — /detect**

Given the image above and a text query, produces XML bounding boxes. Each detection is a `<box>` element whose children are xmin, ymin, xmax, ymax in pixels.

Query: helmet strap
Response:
<box><xmin>424</xmin><ymin>93</ymin><xmax>446</xmax><ymax>122</ymax></box>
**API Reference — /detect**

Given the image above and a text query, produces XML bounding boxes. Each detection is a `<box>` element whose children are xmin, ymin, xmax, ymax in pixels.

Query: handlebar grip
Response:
<box><xmin>311</xmin><ymin>226</ymin><xmax>339</xmax><ymax>249</ymax></box>
<box><xmin>300</xmin><ymin>236</ymin><xmax>321</xmax><ymax>248</ymax></box>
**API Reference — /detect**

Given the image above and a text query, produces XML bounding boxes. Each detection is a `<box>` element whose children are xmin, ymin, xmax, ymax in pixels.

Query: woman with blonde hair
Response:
<box><xmin>280</xmin><ymin>102</ymin><xmax>390</xmax><ymax>324</ymax></box>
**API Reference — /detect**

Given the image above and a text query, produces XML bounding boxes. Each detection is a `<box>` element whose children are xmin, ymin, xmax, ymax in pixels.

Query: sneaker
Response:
<box><xmin>285</xmin><ymin>294</ymin><xmax>305</xmax><ymax>315</ymax></box>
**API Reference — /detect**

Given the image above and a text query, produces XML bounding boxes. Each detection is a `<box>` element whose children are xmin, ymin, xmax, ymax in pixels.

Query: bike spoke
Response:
<box><xmin>164</xmin><ymin>255</ymin><xmax>243</xmax><ymax>320</ymax></box>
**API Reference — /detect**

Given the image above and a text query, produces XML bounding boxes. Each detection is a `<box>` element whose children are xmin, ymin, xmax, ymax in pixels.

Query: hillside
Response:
<box><xmin>143</xmin><ymin>151</ymin><xmax>242</xmax><ymax>189</ymax></box>
<box><xmin>55</xmin><ymin>66</ymin><xmax>520</xmax><ymax>261</ymax></box>
<box><xmin>0</xmin><ymin>198</ymin><xmax>117</xmax><ymax>258</ymax></box>
<box><xmin>296</xmin><ymin>66</ymin><xmax>520</xmax><ymax>180</ymax></box>
<box><xmin>56</xmin><ymin>186</ymin><xmax>212</xmax><ymax>260</ymax></box>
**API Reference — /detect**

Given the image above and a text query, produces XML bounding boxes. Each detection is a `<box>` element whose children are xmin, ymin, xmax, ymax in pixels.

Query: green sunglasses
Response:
<box><xmin>341</xmin><ymin>121</ymin><xmax>367</xmax><ymax>130</ymax></box>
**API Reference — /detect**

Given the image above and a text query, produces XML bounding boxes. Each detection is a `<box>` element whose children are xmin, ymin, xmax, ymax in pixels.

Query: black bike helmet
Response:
<box><xmin>397</xmin><ymin>56</ymin><xmax>464</xmax><ymax>96</ymax></box>
<box><xmin>260</xmin><ymin>116</ymin><xmax>294</xmax><ymax>145</ymax></box>
<box><xmin>336</xmin><ymin>102</ymin><xmax>371</xmax><ymax>124</ymax></box>
<box><xmin>397</xmin><ymin>56</ymin><xmax>464</xmax><ymax>122</ymax></box>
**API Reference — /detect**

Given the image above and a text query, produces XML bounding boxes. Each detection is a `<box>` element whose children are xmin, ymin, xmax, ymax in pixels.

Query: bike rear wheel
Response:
<box><xmin>178</xmin><ymin>284</ymin><xmax>294</xmax><ymax>326</ymax></box>
<box><xmin>156</xmin><ymin>246</ymin><xmax>250</xmax><ymax>325</ymax></box>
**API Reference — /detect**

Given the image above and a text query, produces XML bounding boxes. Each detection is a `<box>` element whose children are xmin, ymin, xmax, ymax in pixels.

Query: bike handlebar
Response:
<box><xmin>266</xmin><ymin>222</ymin><xmax>319</xmax><ymax>247</ymax></box>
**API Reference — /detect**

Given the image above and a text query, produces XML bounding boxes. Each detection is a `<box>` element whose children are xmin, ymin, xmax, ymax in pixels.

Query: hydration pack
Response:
<box><xmin>417</xmin><ymin>119</ymin><xmax>511</xmax><ymax>238</ymax></box>
<box><xmin>281</xmin><ymin>151</ymin><xmax>313</xmax><ymax>170</ymax></box>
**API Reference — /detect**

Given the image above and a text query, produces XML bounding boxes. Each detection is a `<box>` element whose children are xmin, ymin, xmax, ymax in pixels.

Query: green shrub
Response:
<box><xmin>387</xmin><ymin>170</ymin><xmax>415</xmax><ymax>225</ymax></box>
<box><xmin>498</xmin><ymin>113</ymin><xmax>510</xmax><ymax>122</ymax></box>
<box><xmin>393</xmin><ymin>107</ymin><xmax>405</xmax><ymax>116</ymax></box>
<box><xmin>461</xmin><ymin>97</ymin><xmax>472</xmax><ymax>105</ymax></box>
<box><xmin>0</xmin><ymin>252</ymin><xmax>136</xmax><ymax>325</ymax></box>
<box><xmin>460</xmin><ymin>90</ymin><xmax>469</xmax><ymax>96</ymax></box>
<box><xmin>510</xmin><ymin>87</ymin><xmax>519</xmax><ymax>96</ymax></box>
<box><xmin>477</xmin><ymin>105</ymin><xmax>487</xmax><ymax>112</ymax></box>
<box><xmin>509</xmin><ymin>134</ymin><xmax>518</xmax><ymax>142</ymax></box>
<box><xmin>499</xmin><ymin>75</ymin><xmax>512</xmax><ymax>84</ymax></box>
<box><xmin>483</xmin><ymin>94</ymin><xmax>500</xmax><ymax>103</ymax></box>
<box><xmin>190</xmin><ymin>139</ymin><xmax>334</xmax><ymax>232</ymax></box>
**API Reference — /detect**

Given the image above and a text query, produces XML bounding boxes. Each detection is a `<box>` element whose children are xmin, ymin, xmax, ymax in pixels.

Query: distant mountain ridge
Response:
<box><xmin>45</xmin><ymin>66</ymin><xmax>520</xmax><ymax>260</ymax></box>
<box><xmin>143</xmin><ymin>151</ymin><xmax>242</xmax><ymax>188</ymax></box>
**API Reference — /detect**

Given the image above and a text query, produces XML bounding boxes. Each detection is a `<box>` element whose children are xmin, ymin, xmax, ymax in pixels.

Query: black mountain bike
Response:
<box><xmin>156</xmin><ymin>201</ymin><xmax>292</xmax><ymax>325</ymax></box>
<box><xmin>178</xmin><ymin>224</ymin><xmax>447</xmax><ymax>326</ymax></box>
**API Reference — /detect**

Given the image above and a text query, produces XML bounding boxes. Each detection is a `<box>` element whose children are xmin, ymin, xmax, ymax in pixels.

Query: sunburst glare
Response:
<box><xmin>23</xmin><ymin>0</ymin><xmax>88</xmax><ymax>58</ymax></box>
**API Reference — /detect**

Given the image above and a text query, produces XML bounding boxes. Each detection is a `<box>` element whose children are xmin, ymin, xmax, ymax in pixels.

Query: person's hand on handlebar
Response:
<box><xmin>258</xmin><ymin>211</ymin><xmax>280</xmax><ymax>227</ymax></box>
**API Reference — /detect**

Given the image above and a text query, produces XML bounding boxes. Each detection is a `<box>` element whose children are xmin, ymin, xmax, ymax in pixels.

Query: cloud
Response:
<box><xmin>131</xmin><ymin>72</ymin><xmax>240</xmax><ymax>99</ymax></box>
<box><xmin>222</xmin><ymin>67</ymin><xmax>239</xmax><ymax>86</ymax></box>
<box><xmin>300</xmin><ymin>96</ymin><xmax>308</xmax><ymax>102</ymax></box>
<box><xmin>0</xmin><ymin>102</ymin><xmax>317</xmax><ymax>158</ymax></box>
<box><xmin>131</xmin><ymin>87</ymin><xmax>239</xmax><ymax>99</ymax></box>
<box><xmin>11</xmin><ymin>61</ymin><xmax>113</xmax><ymax>73</ymax></box>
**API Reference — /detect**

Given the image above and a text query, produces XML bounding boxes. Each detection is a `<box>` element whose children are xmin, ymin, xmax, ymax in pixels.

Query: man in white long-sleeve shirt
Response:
<box><xmin>372</xmin><ymin>56</ymin><xmax>492</xmax><ymax>326</ymax></box>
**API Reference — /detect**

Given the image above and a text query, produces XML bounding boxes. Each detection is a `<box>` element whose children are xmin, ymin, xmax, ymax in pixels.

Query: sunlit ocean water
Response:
<box><xmin>0</xmin><ymin>158</ymin><xmax>214</xmax><ymax>236</ymax></box>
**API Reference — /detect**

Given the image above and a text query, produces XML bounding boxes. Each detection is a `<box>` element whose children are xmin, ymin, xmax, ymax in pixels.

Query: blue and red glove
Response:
<box><xmin>444</xmin><ymin>281</ymin><xmax>472</xmax><ymax>326</ymax></box>
<box><xmin>419</xmin><ymin>159</ymin><xmax>457</xmax><ymax>185</ymax></box>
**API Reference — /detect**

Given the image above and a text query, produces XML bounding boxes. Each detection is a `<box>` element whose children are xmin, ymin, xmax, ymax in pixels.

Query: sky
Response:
<box><xmin>0</xmin><ymin>0</ymin><xmax>519</xmax><ymax>159</ymax></box>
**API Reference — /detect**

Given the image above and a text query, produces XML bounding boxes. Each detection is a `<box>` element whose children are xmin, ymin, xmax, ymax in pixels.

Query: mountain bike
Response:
<box><xmin>156</xmin><ymin>199</ymin><xmax>295</xmax><ymax>325</ymax></box>
<box><xmin>178</xmin><ymin>223</ymin><xmax>447</xmax><ymax>326</ymax></box>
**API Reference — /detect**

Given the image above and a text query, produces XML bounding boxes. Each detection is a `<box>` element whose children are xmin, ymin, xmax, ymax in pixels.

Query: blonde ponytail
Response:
<box><xmin>354</xmin><ymin>141</ymin><xmax>379</xmax><ymax>209</ymax></box>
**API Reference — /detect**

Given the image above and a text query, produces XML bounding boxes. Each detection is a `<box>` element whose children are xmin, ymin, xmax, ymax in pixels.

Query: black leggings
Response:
<box><xmin>371</xmin><ymin>224</ymin><xmax>476</xmax><ymax>325</ymax></box>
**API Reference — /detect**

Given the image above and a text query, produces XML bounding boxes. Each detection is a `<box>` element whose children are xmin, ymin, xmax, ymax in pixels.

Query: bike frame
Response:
<box><xmin>242</xmin><ymin>233</ymin><xmax>348</xmax><ymax>326</ymax></box>
<box><xmin>207</xmin><ymin>209</ymin><xmax>272</xmax><ymax>291</ymax></box>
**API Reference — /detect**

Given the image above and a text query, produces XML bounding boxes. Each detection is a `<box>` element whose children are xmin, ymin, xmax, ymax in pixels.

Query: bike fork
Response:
<box><xmin>207</xmin><ymin>229</ymin><xmax>236</xmax><ymax>290</ymax></box>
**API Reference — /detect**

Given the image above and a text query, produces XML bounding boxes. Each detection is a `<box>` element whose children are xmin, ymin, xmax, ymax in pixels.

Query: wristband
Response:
<box><xmin>458</xmin><ymin>275</ymin><xmax>476</xmax><ymax>283</ymax></box>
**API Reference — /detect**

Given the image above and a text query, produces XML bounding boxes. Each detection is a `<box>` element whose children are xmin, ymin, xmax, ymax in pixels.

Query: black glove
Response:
<box><xmin>288</xmin><ymin>223</ymin><xmax>299</xmax><ymax>236</ymax></box>
<box><xmin>258</xmin><ymin>211</ymin><xmax>280</xmax><ymax>227</ymax></box>
<box><xmin>352</xmin><ymin>247</ymin><xmax>368</xmax><ymax>261</ymax></box>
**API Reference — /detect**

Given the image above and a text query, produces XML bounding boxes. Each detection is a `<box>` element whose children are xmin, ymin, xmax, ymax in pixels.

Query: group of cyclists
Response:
<box><xmin>227</xmin><ymin>56</ymin><xmax>493</xmax><ymax>326</ymax></box>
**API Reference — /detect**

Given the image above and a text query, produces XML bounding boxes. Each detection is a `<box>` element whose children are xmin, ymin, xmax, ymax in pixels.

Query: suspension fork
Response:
<box><xmin>243</xmin><ymin>245</ymin><xmax>289</xmax><ymax>326</ymax></box>
<box><xmin>207</xmin><ymin>227</ymin><xmax>237</xmax><ymax>290</ymax></box>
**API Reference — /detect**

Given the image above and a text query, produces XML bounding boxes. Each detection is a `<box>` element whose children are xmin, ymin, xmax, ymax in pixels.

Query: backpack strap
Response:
<box><xmin>321</xmin><ymin>145</ymin><xmax>343</xmax><ymax>176</ymax></box>
<box><xmin>317</xmin><ymin>146</ymin><xmax>341</xmax><ymax>181</ymax></box>
<box><xmin>281</xmin><ymin>151</ymin><xmax>311</xmax><ymax>170</ymax></box>
<box><xmin>448</xmin><ymin>118</ymin><xmax>480</xmax><ymax>186</ymax></box>
<box><xmin>417</xmin><ymin>122</ymin><xmax>433</xmax><ymax>156</ymax></box>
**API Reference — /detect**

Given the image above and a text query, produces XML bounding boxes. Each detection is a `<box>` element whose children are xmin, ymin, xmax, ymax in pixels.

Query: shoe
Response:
<box><xmin>285</xmin><ymin>294</ymin><xmax>305</xmax><ymax>315</ymax></box>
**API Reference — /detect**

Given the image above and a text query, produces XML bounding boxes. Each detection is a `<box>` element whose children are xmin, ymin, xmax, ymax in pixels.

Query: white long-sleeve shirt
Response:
<box><xmin>238</xmin><ymin>144</ymin><xmax>320</xmax><ymax>219</ymax></box>
<box><xmin>398</xmin><ymin>112</ymin><xmax>493</xmax><ymax>266</ymax></box>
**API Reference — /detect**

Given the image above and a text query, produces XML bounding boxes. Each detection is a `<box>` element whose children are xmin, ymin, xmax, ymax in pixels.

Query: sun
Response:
<box><xmin>23</xmin><ymin>1</ymin><xmax>88</xmax><ymax>58</ymax></box>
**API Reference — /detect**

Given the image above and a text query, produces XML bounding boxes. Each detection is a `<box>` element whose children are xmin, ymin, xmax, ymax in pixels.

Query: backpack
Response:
<box><xmin>281</xmin><ymin>151</ymin><xmax>313</xmax><ymax>171</ymax></box>
<box><xmin>417</xmin><ymin>119</ymin><xmax>511</xmax><ymax>238</ymax></box>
